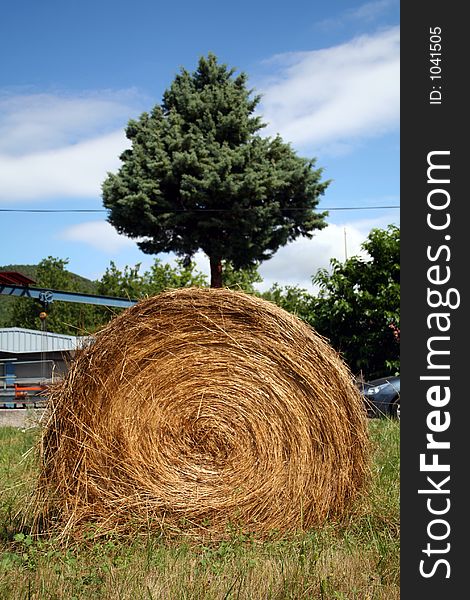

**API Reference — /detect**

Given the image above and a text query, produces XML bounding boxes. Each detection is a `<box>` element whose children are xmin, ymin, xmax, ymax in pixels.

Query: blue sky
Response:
<box><xmin>0</xmin><ymin>0</ymin><xmax>399</xmax><ymax>292</ymax></box>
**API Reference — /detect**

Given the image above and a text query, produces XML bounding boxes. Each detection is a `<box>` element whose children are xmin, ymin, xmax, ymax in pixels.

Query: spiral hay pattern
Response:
<box><xmin>33</xmin><ymin>288</ymin><xmax>369</xmax><ymax>539</ymax></box>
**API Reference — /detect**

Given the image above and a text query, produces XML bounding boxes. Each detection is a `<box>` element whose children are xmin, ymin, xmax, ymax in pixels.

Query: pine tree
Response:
<box><xmin>103</xmin><ymin>54</ymin><xmax>329</xmax><ymax>287</ymax></box>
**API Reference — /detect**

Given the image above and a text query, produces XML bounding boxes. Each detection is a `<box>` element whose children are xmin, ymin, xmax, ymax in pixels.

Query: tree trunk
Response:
<box><xmin>209</xmin><ymin>256</ymin><xmax>223</xmax><ymax>288</ymax></box>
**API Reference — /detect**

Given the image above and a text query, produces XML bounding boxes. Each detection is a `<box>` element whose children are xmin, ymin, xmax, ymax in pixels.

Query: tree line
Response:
<box><xmin>1</xmin><ymin>224</ymin><xmax>399</xmax><ymax>380</ymax></box>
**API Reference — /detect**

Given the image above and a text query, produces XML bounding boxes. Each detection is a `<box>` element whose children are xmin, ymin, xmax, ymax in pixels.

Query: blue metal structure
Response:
<box><xmin>0</xmin><ymin>283</ymin><xmax>137</xmax><ymax>308</ymax></box>
<box><xmin>0</xmin><ymin>272</ymin><xmax>138</xmax><ymax>408</ymax></box>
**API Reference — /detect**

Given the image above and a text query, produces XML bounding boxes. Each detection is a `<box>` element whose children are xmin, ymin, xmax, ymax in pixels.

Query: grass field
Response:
<box><xmin>0</xmin><ymin>419</ymin><xmax>399</xmax><ymax>599</ymax></box>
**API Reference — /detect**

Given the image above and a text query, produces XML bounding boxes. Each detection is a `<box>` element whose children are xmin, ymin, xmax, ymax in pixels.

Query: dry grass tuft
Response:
<box><xmin>30</xmin><ymin>288</ymin><xmax>369</xmax><ymax>540</ymax></box>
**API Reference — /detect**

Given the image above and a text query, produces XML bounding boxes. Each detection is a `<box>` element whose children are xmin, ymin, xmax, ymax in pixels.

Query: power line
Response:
<box><xmin>0</xmin><ymin>205</ymin><xmax>399</xmax><ymax>214</ymax></box>
<box><xmin>0</xmin><ymin>209</ymin><xmax>105</xmax><ymax>213</ymax></box>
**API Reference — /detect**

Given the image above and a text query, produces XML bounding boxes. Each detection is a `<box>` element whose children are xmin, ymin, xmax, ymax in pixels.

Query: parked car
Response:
<box><xmin>357</xmin><ymin>375</ymin><xmax>400</xmax><ymax>420</ymax></box>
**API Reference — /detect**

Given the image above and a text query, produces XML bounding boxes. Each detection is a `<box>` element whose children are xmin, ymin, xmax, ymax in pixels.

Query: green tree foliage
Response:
<box><xmin>102</xmin><ymin>53</ymin><xmax>329</xmax><ymax>287</ymax></box>
<box><xmin>97</xmin><ymin>258</ymin><xmax>263</xmax><ymax>297</ymax></box>
<box><xmin>311</xmin><ymin>225</ymin><xmax>400</xmax><ymax>379</ymax></box>
<box><xmin>96</xmin><ymin>257</ymin><xmax>208</xmax><ymax>300</ymax></box>
<box><xmin>261</xmin><ymin>283</ymin><xmax>313</xmax><ymax>321</ymax></box>
<box><xmin>3</xmin><ymin>257</ymin><xmax>264</xmax><ymax>334</ymax></box>
<box><xmin>220</xmin><ymin>261</ymin><xmax>263</xmax><ymax>294</ymax></box>
<box><xmin>9</xmin><ymin>257</ymin><xmax>103</xmax><ymax>335</ymax></box>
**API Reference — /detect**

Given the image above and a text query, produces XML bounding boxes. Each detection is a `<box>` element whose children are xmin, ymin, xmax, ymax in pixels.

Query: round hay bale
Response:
<box><xmin>33</xmin><ymin>287</ymin><xmax>369</xmax><ymax>539</ymax></box>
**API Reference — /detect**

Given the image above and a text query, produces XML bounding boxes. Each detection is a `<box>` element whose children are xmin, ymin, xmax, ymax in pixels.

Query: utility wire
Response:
<box><xmin>0</xmin><ymin>205</ymin><xmax>399</xmax><ymax>214</ymax></box>
<box><xmin>0</xmin><ymin>209</ymin><xmax>105</xmax><ymax>213</ymax></box>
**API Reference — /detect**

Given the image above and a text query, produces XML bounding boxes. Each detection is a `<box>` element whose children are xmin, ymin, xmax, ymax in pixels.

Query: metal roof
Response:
<box><xmin>0</xmin><ymin>328</ymin><xmax>87</xmax><ymax>354</ymax></box>
<box><xmin>0</xmin><ymin>271</ymin><xmax>36</xmax><ymax>285</ymax></box>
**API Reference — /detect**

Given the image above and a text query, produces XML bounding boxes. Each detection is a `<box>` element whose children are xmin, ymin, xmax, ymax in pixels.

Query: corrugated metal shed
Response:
<box><xmin>0</xmin><ymin>328</ymin><xmax>87</xmax><ymax>354</ymax></box>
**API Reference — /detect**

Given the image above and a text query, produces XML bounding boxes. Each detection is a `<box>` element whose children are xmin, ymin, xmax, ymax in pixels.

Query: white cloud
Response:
<box><xmin>57</xmin><ymin>216</ymin><xmax>397</xmax><ymax>293</ymax></box>
<box><xmin>255</xmin><ymin>216</ymin><xmax>397</xmax><ymax>292</ymax></box>
<box><xmin>0</xmin><ymin>90</ymin><xmax>141</xmax><ymax>202</ymax></box>
<box><xmin>0</xmin><ymin>130</ymin><xmax>130</xmax><ymax>201</ymax></box>
<box><xmin>158</xmin><ymin>219</ymin><xmax>389</xmax><ymax>292</ymax></box>
<box><xmin>258</xmin><ymin>26</ymin><xmax>399</xmax><ymax>153</ymax></box>
<box><xmin>59</xmin><ymin>220</ymin><xmax>136</xmax><ymax>253</ymax></box>
<box><xmin>0</xmin><ymin>91</ymin><xmax>140</xmax><ymax>155</ymax></box>
<box><xmin>318</xmin><ymin>0</ymin><xmax>397</xmax><ymax>29</ymax></box>
<box><xmin>349</xmin><ymin>0</ymin><xmax>396</xmax><ymax>22</ymax></box>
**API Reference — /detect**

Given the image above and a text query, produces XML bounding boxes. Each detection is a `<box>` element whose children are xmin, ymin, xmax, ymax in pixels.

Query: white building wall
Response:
<box><xmin>0</xmin><ymin>328</ymin><xmax>87</xmax><ymax>354</ymax></box>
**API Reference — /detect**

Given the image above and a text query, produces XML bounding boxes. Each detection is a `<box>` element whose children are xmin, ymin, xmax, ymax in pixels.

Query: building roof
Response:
<box><xmin>0</xmin><ymin>327</ymin><xmax>87</xmax><ymax>354</ymax></box>
<box><xmin>0</xmin><ymin>271</ymin><xmax>36</xmax><ymax>286</ymax></box>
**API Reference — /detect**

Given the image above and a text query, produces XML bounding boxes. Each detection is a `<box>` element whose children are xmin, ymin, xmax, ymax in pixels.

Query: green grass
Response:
<box><xmin>0</xmin><ymin>419</ymin><xmax>399</xmax><ymax>599</ymax></box>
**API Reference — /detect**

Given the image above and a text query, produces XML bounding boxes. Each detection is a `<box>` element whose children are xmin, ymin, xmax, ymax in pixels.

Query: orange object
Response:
<box><xmin>14</xmin><ymin>384</ymin><xmax>46</xmax><ymax>398</ymax></box>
